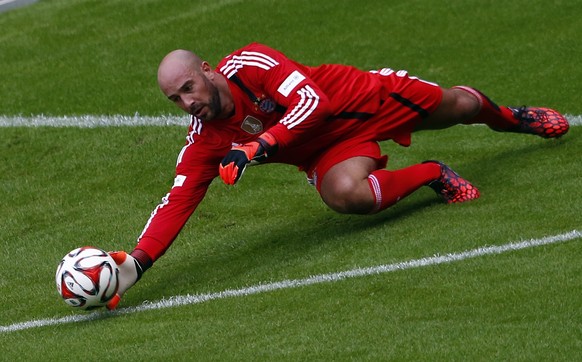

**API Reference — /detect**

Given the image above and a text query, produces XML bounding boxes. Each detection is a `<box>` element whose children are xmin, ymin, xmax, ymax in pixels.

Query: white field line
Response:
<box><xmin>0</xmin><ymin>0</ymin><xmax>22</xmax><ymax>5</ymax></box>
<box><xmin>0</xmin><ymin>114</ymin><xmax>189</xmax><ymax>127</ymax></box>
<box><xmin>1</xmin><ymin>230</ymin><xmax>580</xmax><ymax>334</ymax></box>
<box><xmin>0</xmin><ymin>114</ymin><xmax>581</xmax><ymax>127</ymax></box>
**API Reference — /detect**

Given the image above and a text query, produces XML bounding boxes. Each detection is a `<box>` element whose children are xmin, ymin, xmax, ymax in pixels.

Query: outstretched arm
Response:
<box><xmin>107</xmin><ymin>123</ymin><xmax>228</xmax><ymax>309</ymax></box>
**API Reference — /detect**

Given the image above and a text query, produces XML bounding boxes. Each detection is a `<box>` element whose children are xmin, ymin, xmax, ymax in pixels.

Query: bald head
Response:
<box><xmin>156</xmin><ymin>49</ymin><xmax>234</xmax><ymax>120</ymax></box>
<box><xmin>157</xmin><ymin>49</ymin><xmax>204</xmax><ymax>91</ymax></box>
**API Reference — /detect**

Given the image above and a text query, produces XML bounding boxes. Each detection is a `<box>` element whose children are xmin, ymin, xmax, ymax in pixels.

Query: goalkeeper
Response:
<box><xmin>107</xmin><ymin>43</ymin><xmax>569</xmax><ymax>309</ymax></box>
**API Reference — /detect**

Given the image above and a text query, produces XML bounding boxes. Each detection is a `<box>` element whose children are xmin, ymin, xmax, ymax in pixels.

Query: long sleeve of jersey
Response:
<box><xmin>217</xmin><ymin>43</ymin><xmax>334</xmax><ymax>149</ymax></box>
<box><xmin>134</xmin><ymin>120</ymin><xmax>229</xmax><ymax>261</ymax></box>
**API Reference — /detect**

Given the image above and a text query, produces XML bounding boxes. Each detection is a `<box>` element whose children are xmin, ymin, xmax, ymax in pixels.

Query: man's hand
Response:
<box><xmin>106</xmin><ymin>251</ymin><xmax>143</xmax><ymax>310</ymax></box>
<box><xmin>219</xmin><ymin>132</ymin><xmax>277</xmax><ymax>185</ymax></box>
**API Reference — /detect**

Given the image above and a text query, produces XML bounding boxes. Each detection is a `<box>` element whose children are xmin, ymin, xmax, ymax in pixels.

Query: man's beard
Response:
<box><xmin>208</xmin><ymin>84</ymin><xmax>222</xmax><ymax>119</ymax></box>
<box><xmin>201</xmin><ymin>77</ymin><xmax>222</xmax><ymax>121</ymax></box>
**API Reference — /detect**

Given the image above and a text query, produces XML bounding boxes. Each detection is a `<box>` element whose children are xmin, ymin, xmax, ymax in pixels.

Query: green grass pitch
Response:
<box><xmin>1</xmin><ymin>0</ymin><xmax>581</xmax><ymax>360</ymax></box>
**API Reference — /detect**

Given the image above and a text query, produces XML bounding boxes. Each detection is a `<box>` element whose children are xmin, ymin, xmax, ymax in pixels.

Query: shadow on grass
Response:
<box><xmin>138</xmin><ymin>196</ymin><xmax>441</xmax><ymax>302</ymax></box>
<box><xmin>465</xmin><ymin>135</ymin><xmax>572</xmax><ymax>181</ymax></box>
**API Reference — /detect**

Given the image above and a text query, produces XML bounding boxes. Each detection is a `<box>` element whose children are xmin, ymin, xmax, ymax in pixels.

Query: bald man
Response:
<box><xmin>106</xmin><ymin>43</ymin><xmax>569</xmax><ymax>309</ymax></box>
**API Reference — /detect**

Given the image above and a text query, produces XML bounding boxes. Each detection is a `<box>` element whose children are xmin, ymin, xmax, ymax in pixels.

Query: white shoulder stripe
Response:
<box><xmin>240</xmin><ymin>51</ymin><xmax>279</xmax><ymax>66</ymax></box>
<box><xmin>220</xmin><ymin>52</ymin><xmax>279</xmax><ymax>78</ymax></box>
<box><xmin>221</xmin><ymin>59</ymin><xmax>270</xmax><ymax>78</ymax></box>
<box><xmin>280</xmin><ymin>85</ymin><xmax>319</xmax><ymax>129</ymax></box>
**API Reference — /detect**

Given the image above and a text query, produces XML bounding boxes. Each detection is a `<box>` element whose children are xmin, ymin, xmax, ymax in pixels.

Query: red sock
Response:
<box><xmin>454</xmin><ymin>86</ymin><xmax>519</xmax><ymax>130</ymax></box>
<box><xmin>367</xmin><ymin>163</ymin><xmax>441</xmax><ymax>213</ymax></box>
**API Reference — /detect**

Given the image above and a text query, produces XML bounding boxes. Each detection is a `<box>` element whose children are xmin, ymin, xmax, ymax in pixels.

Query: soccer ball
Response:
<box><xmin>55</xmin><ymin>246</ymin><xmax>119</xmax><ymax>310</ymax></box>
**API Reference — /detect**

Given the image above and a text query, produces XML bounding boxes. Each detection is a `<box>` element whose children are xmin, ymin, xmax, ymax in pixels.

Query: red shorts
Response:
<box><xmin>306</xmin><ymin>70</ymin><xmax>443</xmax><ymax>191</ymax></box>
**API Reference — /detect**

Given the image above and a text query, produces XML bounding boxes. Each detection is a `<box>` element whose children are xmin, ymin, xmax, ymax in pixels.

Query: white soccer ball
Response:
<box><xmin>55</xmin><ymin>246</ymin><xmax>119</xmax><ymax>310</ymax></box>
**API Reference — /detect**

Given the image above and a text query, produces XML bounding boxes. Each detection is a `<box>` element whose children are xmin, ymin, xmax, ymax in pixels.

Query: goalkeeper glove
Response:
<box><xmin>106</xmin><ymin>251</ymin><xmax>144</xmax><ymax>310</ymax></box>
<box><xmin>219</xmin><ymin>132</ymin><xmax>277</xmax><ymax>185</ymax></box>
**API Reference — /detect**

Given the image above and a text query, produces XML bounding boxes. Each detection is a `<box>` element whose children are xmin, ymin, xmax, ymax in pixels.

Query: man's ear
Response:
<box><xmin>201</xmin><ymin>61</ymin><xmax>213</xmax><ymax>78</ymax></box>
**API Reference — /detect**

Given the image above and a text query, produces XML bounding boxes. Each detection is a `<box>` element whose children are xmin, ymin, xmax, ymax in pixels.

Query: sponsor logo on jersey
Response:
<box><xmin>240</xmin><ymin>116</ymin><xmax>264</xmax><ymax>134</ymax></box>
<box><xmin>277</xmin><ymin>70</ymin><xmax>305</xmax><ymax>97</ymax></box>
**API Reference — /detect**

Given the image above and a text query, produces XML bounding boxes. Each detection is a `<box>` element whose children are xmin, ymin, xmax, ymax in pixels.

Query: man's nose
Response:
<box><xmin>180</xmin><ymin>95</ymin><xmax>195</xmax><ymax>110</ymax></box>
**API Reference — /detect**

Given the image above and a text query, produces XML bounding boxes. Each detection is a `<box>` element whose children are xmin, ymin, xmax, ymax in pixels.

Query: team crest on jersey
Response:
<box><xmin>241</xmin><ymin>115</ymin><xmax>264</xmax><ymax>135</ymax></box>
<box><xmin>257</xmin><ymin>96</ymin><xmax>276</xmax><ymax>113</ymax></box>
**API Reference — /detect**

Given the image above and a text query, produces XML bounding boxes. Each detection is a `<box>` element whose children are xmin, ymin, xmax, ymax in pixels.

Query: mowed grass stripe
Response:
<box><xmin>2</xmin><ymin>230</ymin><xmax>580</xmax><ymax>334</ymax></box>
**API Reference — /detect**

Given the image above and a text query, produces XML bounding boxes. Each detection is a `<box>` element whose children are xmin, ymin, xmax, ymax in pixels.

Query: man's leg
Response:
<box><xmin>417</xmin><ymin>87</ymin><xmax>569</xmax><ymax>137</ymax></box>
<box><xmin>318</xmin><ymin>156</ymin><xmax>378</xmax><ymax>214</ymax></box>
<box><xmin>319</xmin><ymin>156</ymin><xmax>440</xmax><ymax>214</ymax></box>
<box><xmin>416</xmin><ymin>87</ymin><xmax>518</xmax><ymax>130</ymax></box>
<box><xmin>319</xmin><ymin>156</ymin><xmax>477</xmax><ymax>214</ymax></box>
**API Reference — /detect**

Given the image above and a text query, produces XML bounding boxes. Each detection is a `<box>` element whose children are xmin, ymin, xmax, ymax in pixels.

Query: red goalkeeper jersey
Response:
<box><xmin>135</xmin><ymin>43</ymin><xmax>440</xmax><ymax>261</ymax></box>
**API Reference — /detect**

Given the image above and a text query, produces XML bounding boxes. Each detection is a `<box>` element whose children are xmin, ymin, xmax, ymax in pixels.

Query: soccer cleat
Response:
<box><xmin>424</xmin><ymin>161</ymin><xmax>480</xmax><ymax>204</ymax></box>
<box><xmin>507</xmin><ymin>107</ymin><xmax>569</xmax><ymax>138</ymax></box>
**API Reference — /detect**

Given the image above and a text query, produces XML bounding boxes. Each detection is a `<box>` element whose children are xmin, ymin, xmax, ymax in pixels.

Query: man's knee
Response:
<box><xmin>320</xmin><ymin>176</ymin><xmax>375</xmax><ymax>214</ymax></box>
<box><xmin>419</xmin><ymin>87</ymin><xmax>481</xmax><ymax>130</ymax></box>
<box><xmin>449</xmin><ymin>86</ymin><xmax>482</xmax><ymax>121</ymax></box>
<box><xmin>318</xmin><ymin>156</ymin><xmax>378</xmax><ymax>214</ymax></box>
